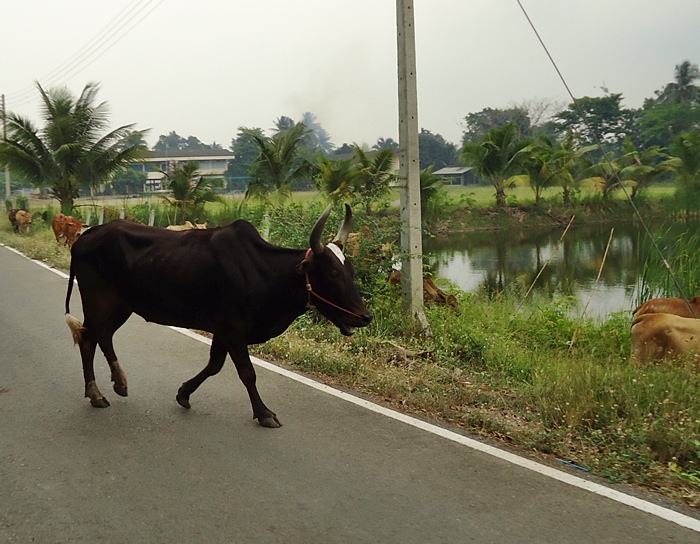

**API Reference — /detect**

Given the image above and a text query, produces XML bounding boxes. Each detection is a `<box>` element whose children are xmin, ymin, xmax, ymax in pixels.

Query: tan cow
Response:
<box><xmin>14</xmin><ymin>210</ymin><xmax>32</xmax><ymax>233</ymax></box>
<box><xmin>629</xmin><ymin>312</ymin><xmax>700</xmax><ymax>364</ymax></box>
<box><xmin>62</xmin><ymin>216</ymin><xmax>83</xmax><ymax>247</ymax></box>
<box><xmin>166</xmin><ymin>221</ymin><xmax>207</xmax><ymax>231</ymax></box>
<box><xmin>166</xmin><ymin>221</ymin><xmax>195</xmax><ymax>231</ymax></box>
<box><xmin>389</xmin><ymin>270</ymin><xmax>459</xmax><ymax>310</ymax></box>
<box><xmin>52</xmin><ymin>213</ymin><xmax>67</xmax><ymax>243</ymax></box>
<box><xmin>633</xmin><ymin>296</ymin><xmax>700</xmax><ymax>319</ymax></box>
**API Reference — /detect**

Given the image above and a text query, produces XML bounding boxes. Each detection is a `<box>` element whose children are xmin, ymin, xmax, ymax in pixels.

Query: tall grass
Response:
<box><xmin>635</xmin><ymin>226</ymin><xmax>700</xmax><ymax>305</ymax></box>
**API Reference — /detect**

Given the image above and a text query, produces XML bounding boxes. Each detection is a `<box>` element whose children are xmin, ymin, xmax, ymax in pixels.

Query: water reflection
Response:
<box><xmin>423</xmin><ymin>223</ymin><xmax>649</xmax><ymax>320</ymax></box>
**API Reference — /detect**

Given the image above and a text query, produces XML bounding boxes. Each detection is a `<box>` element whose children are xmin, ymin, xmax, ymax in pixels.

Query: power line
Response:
<box><xmin>515</xmin><ymin>0</ymin><xmax>692</xmax><ymax>311</ymax></box>
<box><xmin>6</xmin><ymin>0</ymin><xmax>165</xmax><ymax>109</ymax></box>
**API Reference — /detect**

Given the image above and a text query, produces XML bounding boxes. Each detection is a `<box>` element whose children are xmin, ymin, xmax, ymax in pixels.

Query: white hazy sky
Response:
<box><xmin>3</xmin><ymin>1</ymin><xmax>699</xmax><ymax>149</ymax></box>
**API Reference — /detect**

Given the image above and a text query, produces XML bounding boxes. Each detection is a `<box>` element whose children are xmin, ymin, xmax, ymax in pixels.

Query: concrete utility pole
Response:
<box><xmin>2</xmin><ymin>94</ymin><xmax>10</xmax><ymax>201</ymax></box>
<box><xmin>396</xmin><ymin>0</ymin><xmax>428</xmax><ymax>330</ymax></box>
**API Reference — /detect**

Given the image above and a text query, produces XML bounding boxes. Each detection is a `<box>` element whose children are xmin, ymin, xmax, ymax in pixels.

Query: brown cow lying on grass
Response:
<box><xmin>629</xmin><ymin>312</ymin><xmax>700</xmax><ymax>365</ymax></box>
<box><xmin>389</xmin><ymin>270</ymin><xmax>459</xmax><ymax>310</ymax></box>
<box><xmin>633</xmin><ymin>296</ymin><xmax>700</xmax><ymax>319</ymax></box>
<box><xmin>166</xmin><ymin>221</ymin><xmax>207</xmax><ymax>231</ymax></box>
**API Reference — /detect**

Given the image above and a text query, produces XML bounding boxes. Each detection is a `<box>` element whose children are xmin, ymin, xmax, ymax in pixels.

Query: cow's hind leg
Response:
<box><xmin>74</xmin><ymin>285</ymin><xmax>125</xmax><ymax>408</ymax></box>
<box><xmin>78</xmin><ymin>334</ymin><xmax>110</xmax><ymax>408</ymax></box>
<box><xmin>97</xmin><ymin>307</ymin><xmax>132</xmax><ymax>397</ymax></box>
<box><xmin>228</xmin><ymin>343</ymin><xmax>281</xmax><ymax>428</ymax></box>
<box><xmin>176</xmin><ymin>335</ymin><xmax>227</xmax><ymax>409</ymax></box>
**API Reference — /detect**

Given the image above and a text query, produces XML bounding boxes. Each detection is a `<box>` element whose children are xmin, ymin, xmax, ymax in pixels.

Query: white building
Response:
<box><xmin>129</xmin><ymin>149</ymin><xmax>235</xmax><ymax>191</ymax></box>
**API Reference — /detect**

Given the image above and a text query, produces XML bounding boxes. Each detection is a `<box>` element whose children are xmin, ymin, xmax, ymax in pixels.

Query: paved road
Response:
<box><xmin>1</xmin><ymin>244</ymin><xmax>699</xmax><ymax>543</ymax></box>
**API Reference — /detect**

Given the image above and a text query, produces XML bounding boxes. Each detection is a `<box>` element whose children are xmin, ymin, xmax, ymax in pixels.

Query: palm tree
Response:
<box><xmin>242</xmin><ymin>123</ymin><xmax>312</xmax><ymax>206</ymax></box>
<box><xmin>301</xmin><ymin>112</ymin><xmax>334</xmax><ymax>155</ymax></box>
<box><xmin>666</xmin><ymin>131</ymin><xmax>700</xmax><ymax>214</ymax></box>
<box><xmin>583</xmin><ymin>154</ymin><xmax>621</xmax><ymax>199</ymax></box>
<box><xmin>159</xmin><ymin>161</ymin><xmax>224</xmax><ymax>224</ymax></box>
<box><xmin>315</xmin><ymin>156</ymin><xmax>358</xmax><ymax>204</ymax></box>
<box><xmin>667</xmin><ymin>131</ymin><xmax>700</xmax><ymax>184</ymax></box>
<box><xmin>523</xmin><ymin>137</ymin><xmax>573</xmax><ymax>205</ymax></box>
<box><xmin>0</xmin><ymin>82</ymin><xmax>148</xmax><ymax>214</ymax></box>
<box><xmin>617</xmin><ymin>138</ymin><xmax>670</xmax><ymax>199</ymax></box>
<box><xmin>557</xmin><ymin>134</ymin><xmax>599</xmax><ymax>206</ymax></box>
<box><xmin>657</xmin><ymin>61</ymin><xmax>700</xmax><ymax>105</ymax></box>
<box><xmin>373</xmin><ymin>137</ymin><xmax>399</xmax><ymax>153</ymax></box>
<box><xmin>460</xmin><ymin>122</ymin><xmax>532</xmax><ymax>208</ymax></box>
<box><xmin>351</xmin><ymin>146</ymin><xmax>396</xmax><ymax>215</ymax></box>
<box><xmin>419</xmin><ymin>166</ymin><xmax>445</xmax><ymax>217</ymax></box>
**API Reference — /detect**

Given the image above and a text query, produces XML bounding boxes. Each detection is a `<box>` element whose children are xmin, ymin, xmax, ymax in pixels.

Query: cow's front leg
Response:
<box><xmin>228</xmin><ymin>343</ymin><xmax>281</xmax><ymax>428</ymax></box>
<box><xmin>176</xmin><ymin>335</ymin><xmax>227</xmax><ymax>409</ymax></box>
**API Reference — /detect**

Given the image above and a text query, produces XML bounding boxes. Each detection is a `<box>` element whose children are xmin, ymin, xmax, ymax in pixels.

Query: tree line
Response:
<box><xmin>1</xmin><ymin>60</ymin><xmax>699</xmax><ymax>214</ymax></box>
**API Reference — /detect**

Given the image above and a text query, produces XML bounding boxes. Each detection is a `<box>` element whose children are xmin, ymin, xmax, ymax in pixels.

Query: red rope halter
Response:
<box><xmin>304</xmin><ymin>248</ymin><xmax>365</xmax><ymax>319</ymax></box>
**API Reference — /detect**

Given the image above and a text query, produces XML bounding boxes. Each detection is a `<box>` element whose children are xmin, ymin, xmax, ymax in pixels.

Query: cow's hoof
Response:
<box><xmin>90</xmin><ymin>397</ymin><xmax>110</xmax><ymax>408</ymax></box>
<box><xmin>258</xmin><ymin>416</ymin><xmax>282</xmax><ymax>428</ymax></box>
<box><xmin>113</xmin><ymin>384</ymin><xmax>128</xmax><ymax>397</ymax></box>
<box><xmin>176</xmin><ymin>392</ymin><xmax>191</xmax><ymax>410</ymax></box>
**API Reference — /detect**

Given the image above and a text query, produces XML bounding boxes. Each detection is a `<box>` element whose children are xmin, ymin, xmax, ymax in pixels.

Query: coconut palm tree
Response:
<box><xmin>419</xmin><ymin>166</ymin><xmax>445</xmax><ymax>217</ymax></box>
<box><xmin>315</xmin><ymin>156</ymin><xmax>358</xmax><ymax>204</ymax></box>
<box><xmin>657</xmin><ymin>60</ymin><xmax>700</xmax><ymax>105</ymax></box>
<box><xmin>667</xmin><ymin>130</ymin><xmax>700</xmax><ymax>184</ymax></box>
<box><xmin>242</xmin><ymin>122</ymin><xmax>312</xmax><ymax>206</ymax></box>
<box><xmin>460</xmin><ymin>122</ymin><xmax>532</xmax><ymax>208</ymax></box>
<box><xmin>351</xmin><ymin>146</ymin><xmax>396</xmax><ymax>215</ymax></box>
<box><xmin>373</xmin><ymin>137</ymin><xmax>399</xmax><ymax>153</ymax></box>
<box><xmin>557</xmin><ymin>134</ymin><xmax>599</xmax><ymax>206</ymax></box>
<box><xmin>301</xmin><ymin>112</ymin><xmax>334</xmax><ymax>155</ymax></box>
<box><xmin>617</xmin><ymin>138</ymin><xmax>670</xmax><ymax>199</ymax></box>
<box><xmin>0</xmin><ymin>82</ymin><xmax>148</xmax><ymax>214</ymax></box>
<box><xmin>159</xmin><ymin>161</ymin><xmax>224</xmax><ymax>224</ymax></box>
<box><xmin>523</xmin><ymin>137</ymin><xmax>573</xmax><ymax>205</ymax></box>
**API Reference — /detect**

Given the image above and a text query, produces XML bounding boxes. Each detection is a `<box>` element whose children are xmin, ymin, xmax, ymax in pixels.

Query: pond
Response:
<box><xmin>422</xmin><ymin>221</ymin><xmax>685</xmax><ymax>321</ymax></box>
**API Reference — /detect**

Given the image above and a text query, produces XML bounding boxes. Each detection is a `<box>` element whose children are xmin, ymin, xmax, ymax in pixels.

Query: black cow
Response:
<box><xmin>64</xmin><ymin>204</ymin><xmax>372</xmax><ymax>427</ymax></box>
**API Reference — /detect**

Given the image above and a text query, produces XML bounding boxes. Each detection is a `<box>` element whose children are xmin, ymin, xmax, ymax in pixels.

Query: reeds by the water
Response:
<box><xmin>635</xmin><ymin>226</ymin><xmax>700</xmax><ymax>305</ymax></box>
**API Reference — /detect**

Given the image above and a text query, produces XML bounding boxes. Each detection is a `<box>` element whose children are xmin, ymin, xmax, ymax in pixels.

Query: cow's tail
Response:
<box><xmin>65</xmin><ymin>259</ymin><xmax>86</xmax><ymax>346</ymax></box>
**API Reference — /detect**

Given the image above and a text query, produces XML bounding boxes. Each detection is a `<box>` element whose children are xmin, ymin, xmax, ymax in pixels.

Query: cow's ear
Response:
<box><xmin>296</xmin><ymin>256</ymin><xmax>313</xmax><ymax>275</ymax></box>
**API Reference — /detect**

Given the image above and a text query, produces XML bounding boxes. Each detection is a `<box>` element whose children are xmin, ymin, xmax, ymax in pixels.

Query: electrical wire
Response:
<box><xmin>5</xmin><ymin>0</ymin><xmax>165</xmax><ymax>109</ymax></box>
<box><xmin>515</xmin><ymin>0</ymin><xmax>692</xmax><ymax>313</ymax></box>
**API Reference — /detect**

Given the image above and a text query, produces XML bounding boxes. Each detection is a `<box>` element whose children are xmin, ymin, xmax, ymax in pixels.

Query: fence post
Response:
<box><xmin>149</xmin><ymin>209</ymin><xmax>155</xmax><ymax>226</ymax></box>
<box><xmin>261</xmin><ymin>214</ymin><xmax>270</xmax><ymax>241</ymax></box>
<box><xmin>99</xmin><ymin>207</ymin><xmax>104</xmax><ymax>225</ymax></box>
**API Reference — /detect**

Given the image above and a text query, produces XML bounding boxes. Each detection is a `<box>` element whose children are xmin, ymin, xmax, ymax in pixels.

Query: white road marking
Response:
<box><xmin>5</xmin><ymin>242</ymin><xmax>699</xmax><ymax>533</ymax></box>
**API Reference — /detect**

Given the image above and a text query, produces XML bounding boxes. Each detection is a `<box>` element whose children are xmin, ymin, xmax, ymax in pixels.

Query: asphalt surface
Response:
<box><xmin>1</xmin><ymin>243</ymin><xmax>699</xmax><ymax>543</ymax></box>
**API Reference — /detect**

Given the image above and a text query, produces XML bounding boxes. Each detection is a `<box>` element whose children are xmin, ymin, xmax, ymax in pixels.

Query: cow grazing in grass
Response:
<box><xmin>64</xmin><ymin>204</ymin><xmax>372</xmax><ymax>427</ymax></box>
<box><xmin>630</xmin><ymin>312</ymin><xmax>700</xmax><ymax>364</ymax></box>
<box><xmin>633</xmin><ymin>296</ymin><xmax>700</xmax><ymax>319</ymax></box>
<box><xmin>14</xmin><ymin>210</ymin><xmax>32</xmax><ymax>233</ymax></box>
<box><xmin>8</xmin><ymin>209</ymin><xmax>20</xmax><ymax>233</ymax></box>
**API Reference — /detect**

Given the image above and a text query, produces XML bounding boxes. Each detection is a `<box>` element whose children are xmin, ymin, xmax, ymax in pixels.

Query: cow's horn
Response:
<box><xmin>310</xmin><ymin>204</ymin><xmax>332</xmax><ymax>255</ymax></box>
<box><xmin>332</xmin><ymin>203</ymin><xmax>353</xmax><ymax>249</ymax></box>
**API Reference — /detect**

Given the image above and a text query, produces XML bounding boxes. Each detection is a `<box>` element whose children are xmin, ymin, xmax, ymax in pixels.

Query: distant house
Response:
<box><xmin>129</xmin><ymin>149</ymin><xmax>235</xmax><ymax>191</ymax></box>
<box><xmin>432</xmin><ymin>166</ymin><xmax>478</xmax><ymax>186</ymax></box>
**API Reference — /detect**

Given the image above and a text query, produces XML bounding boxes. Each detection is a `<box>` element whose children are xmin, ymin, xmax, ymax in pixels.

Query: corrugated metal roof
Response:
<box><xmin>433</xmin><ymin>167</ymin><xmax>471</xmax><ymax>175</ymax></box>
